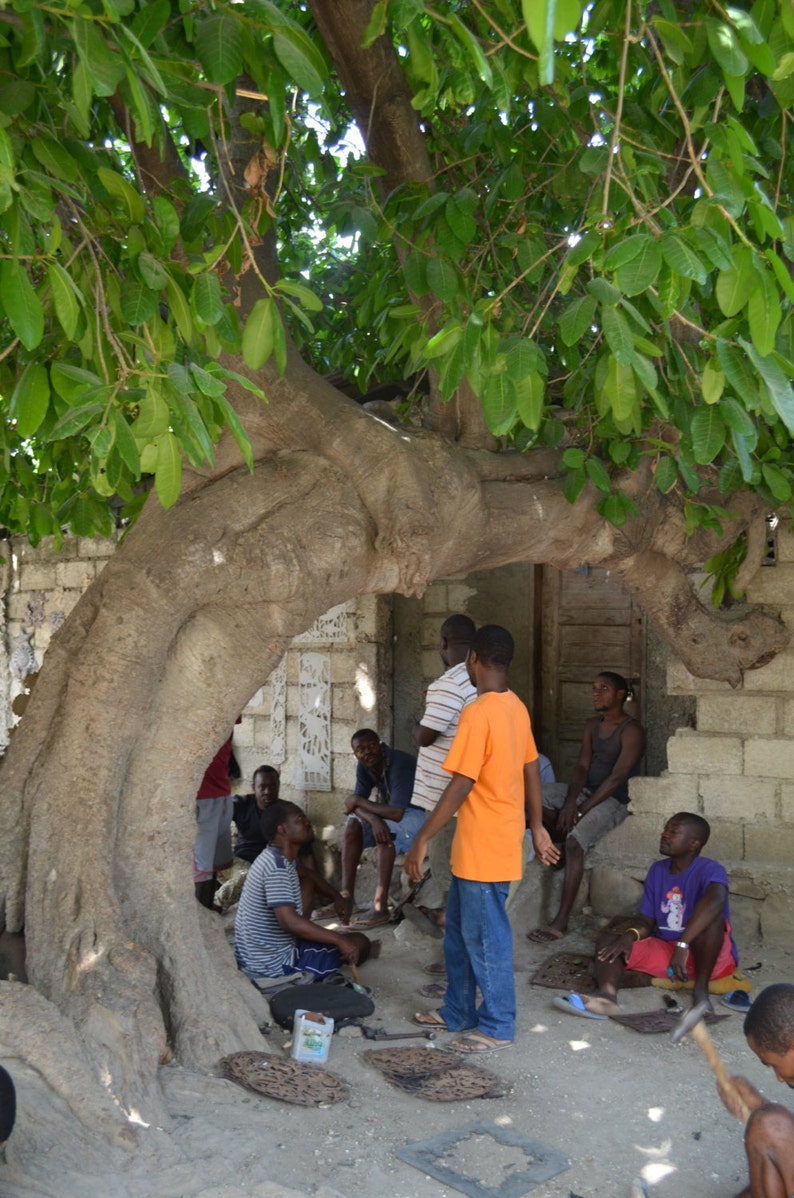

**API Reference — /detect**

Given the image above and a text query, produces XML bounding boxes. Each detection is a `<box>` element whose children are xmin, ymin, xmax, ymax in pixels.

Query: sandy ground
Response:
<box><xmin>1</xmin><ymin>905</ymin><xmax>792</xmax><ymax>1198</ymax></box>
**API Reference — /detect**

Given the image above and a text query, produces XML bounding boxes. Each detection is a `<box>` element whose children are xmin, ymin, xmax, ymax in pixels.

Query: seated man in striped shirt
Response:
<box><xmin>235</xmin><ymin>800</ymin><xmax>372</xmax><ymax>982</ymax></box>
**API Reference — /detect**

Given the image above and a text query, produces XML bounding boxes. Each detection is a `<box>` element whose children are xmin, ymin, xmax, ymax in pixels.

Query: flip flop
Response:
<box><xmin>527</xmin><ymin>926</ymin><xmax>566</xmax><ymax>944</ymax></box>
<box><xmin>720</xmin><ymin>989</ymin><xmax>752</xmax><ymax>1013</ymax></box>
<box><xmin>552</xmin><ymin>993</ymin><xmax>609</xmax><ymax>1020</ymax></box>
<box><xmin>348</xmin><ymin>909</ymin><xmax>391</xmax><ymax>929</ymax></box>
<box><xmin>413</xmin><ymin>1010</ymin><xmax>449</xmax><ymax>1029</ymax></box>
<box><xmin>423</xmin><ymin>962</ymin><xmax>447</xmax><ymax>977</ymax></box>
<box><xmin>450</xmin><ymin>1030</ymin><xmax>512</xmax><ymax>1053</ymax></box>
<box><xmin>418</xmin><ymin>982</ymin><xmax>447</xmax><ymax>999</ymax></box>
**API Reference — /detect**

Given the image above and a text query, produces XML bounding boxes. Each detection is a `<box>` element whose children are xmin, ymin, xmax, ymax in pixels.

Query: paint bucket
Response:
<box><xmin>291</xmin><ymin>1010</ymin><xmax>333</xmax><ymax>1064</ymax></box>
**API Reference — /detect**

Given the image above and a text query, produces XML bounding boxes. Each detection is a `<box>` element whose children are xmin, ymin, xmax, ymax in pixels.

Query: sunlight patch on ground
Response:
<box><xmin>568</xmin><ymin>1039</ymin><xmax>591</xmax><ymax>1051</ymax></box>
<box><xmin>647</xmin><ymin>1106</ymin><xmax>665</xmax><ymax>1122</ymax></box>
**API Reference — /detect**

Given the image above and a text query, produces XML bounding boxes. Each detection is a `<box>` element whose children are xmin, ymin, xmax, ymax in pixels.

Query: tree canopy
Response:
<box><xmin>1</xmin><ymin>0</ymin><xmax>793</xmax><ymax>592</ymax></box>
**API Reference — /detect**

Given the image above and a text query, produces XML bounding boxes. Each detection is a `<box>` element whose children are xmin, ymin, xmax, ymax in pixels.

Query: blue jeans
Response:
<box><xmin>351</xmin><ymin>805</ymin><xmax>425</xmax><ymax>854</ymax></box>
<box><xmin>439</xmin><ymin>876</ymin><xmax>516</xmax><ymax>1041</ymax></box>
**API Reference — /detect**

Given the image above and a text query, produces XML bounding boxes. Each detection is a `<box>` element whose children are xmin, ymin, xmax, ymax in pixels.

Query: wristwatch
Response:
<box><xmin>675</xmin><ymin>940</ymin><xmax>689</xmax><ymax>949</ymax></box>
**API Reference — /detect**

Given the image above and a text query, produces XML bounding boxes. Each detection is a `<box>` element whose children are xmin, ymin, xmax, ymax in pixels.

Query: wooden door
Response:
<box><xmin>534</xmin><ymin>565</ymin><xmax>645</xmax><ymax>781</ymax></box>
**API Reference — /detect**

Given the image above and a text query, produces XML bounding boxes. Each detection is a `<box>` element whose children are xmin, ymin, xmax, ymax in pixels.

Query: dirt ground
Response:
<box><xmin>1</xmin><ymin>905</ymin><xmax>792</xmax><ymax>1198</ymax></box>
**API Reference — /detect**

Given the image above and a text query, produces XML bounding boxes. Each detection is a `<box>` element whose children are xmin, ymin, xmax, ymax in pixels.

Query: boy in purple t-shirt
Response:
<box><xmin>554</xmin><ymin>812</ymin><xmax>737</xmax><ymax>1019</ymax></box>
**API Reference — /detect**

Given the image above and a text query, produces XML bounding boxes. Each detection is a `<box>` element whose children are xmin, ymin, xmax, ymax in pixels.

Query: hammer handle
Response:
<box><xmin>690</xmin><ymin>1021</ymin><xmax>752</xmax><ymax>1124</ymax></box>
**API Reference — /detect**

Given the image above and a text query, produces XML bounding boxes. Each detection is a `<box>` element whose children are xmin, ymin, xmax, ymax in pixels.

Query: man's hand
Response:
<box><xmin>405</xmin><ymin>835</ymin><xmax>428</xmax><ymax>883</ymax></box>
<box><xmin>334</xmin><ymin>894</ymin><xmax>354</xmax><ymax>924</ymax></box>
<box><xmin>344</xmin><ymin>794</ymin><xmax>358</xmax><ymax>814</ymax></box>
<box><xmin>717</xmin><ymin>1074</ymin><xmax>765</xmax><ymax>1121</ymax></box>
<box><xmin>531</xmin><ymin>826</ymin><xmax>560</xmax><ymax>868</ymax></box>
<box><xmin>334</xmin><ymin>935</ymin><xmax>361</xmax><ymax>965</ymax></box>
<box><xmin>668</xmin><ymin>943</ymin><xmax>689</xmax><ymax>982</ymax></box>
<box><xmin>597</xmin><ymin>931</ymin><xmax>636</xmax><ymax>964</ymax></box>
<box><xmin>556</xmin><ymin>798</ymin><xmax>580</xmax><ymax>838</ymax></box>
<box><xmin>369</xmin><ymin>815</ymin><xmax>392</xmax><ymax>845</ymax></box>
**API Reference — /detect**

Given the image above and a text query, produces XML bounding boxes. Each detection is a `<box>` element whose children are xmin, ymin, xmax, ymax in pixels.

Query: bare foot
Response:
<box><xmin>583</xmin><ymin>995</ymin><xmax>622</xmax><ymax>1017</ymax></box>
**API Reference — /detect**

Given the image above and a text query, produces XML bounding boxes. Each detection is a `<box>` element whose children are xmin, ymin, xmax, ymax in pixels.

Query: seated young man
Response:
<box><xmin>555</xmin><ymin>812</ymin><xmax>737</xmax><ymax>1018</ymax></box>
<box><xmin>340</xmin><ymin>729</ymin><xmax>421</xmax><ymax>926</ymax></box>
<box><xmin>235</xmin><ymin>800</ymin><xmax>371</xmax><ymax>982</ymax></box>
<box><xmin>719</xmin><ymin>983</ymin><xmax>794</xmax><ymax>1198</ymax></box>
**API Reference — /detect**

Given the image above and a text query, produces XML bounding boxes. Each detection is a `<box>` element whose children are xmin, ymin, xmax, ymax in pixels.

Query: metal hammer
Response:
<box><xmin>355</xmin><ymin>1023</ymin><xmax>436</xmax><ymax>1042</ymax></box>
<box><xmin>671</xmin><ymin>1000</ymin><xmax>751</xmax><ymax>1123</ymax></box>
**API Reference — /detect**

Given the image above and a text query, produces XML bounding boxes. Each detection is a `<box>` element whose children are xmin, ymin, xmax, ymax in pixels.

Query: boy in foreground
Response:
<box><xmin>405</xmin><ymin>624</ymin><xmax>559</xmax><ymax>1053</ymax></box>
<box><xmin>719</xmin><ymin>983</ymin><xmax>794</xmax><ymax>1198</ymax></box>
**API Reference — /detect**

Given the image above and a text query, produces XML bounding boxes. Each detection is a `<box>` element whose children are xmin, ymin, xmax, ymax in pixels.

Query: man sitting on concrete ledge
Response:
<box><xmin>235</xmin><ymin>800</ymin><xmax>372</xmax><ymax>984</ymax></box>
<box><xmin>554</xmin><ymin>812</ymin><xmax>738</xmax><ymax>1019</ymax></box>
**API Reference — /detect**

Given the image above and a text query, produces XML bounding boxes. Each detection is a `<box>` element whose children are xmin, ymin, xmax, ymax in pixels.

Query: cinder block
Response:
<box><xmin>17</xmin><ymin>565</ymin><xmax>56</xmax><ymax>591</ymax></box>
<box><xmin>447</xmin><ymin>581</ymin><xmax>476</xmax><ymax>611</ymax></box>
<box><xmin>666</xmin><ymin>731</ymin><xmax>743</xmax><ymax>775</ymax></box>
<box><xmin>588</xmin><ymin>867</ymin><xmax>644</xmax><ymax>918</ymax></box>
<box><xmin>745</xmin><ymin>562</ymin><xmax>794</xmax><ymax>604</ymax></box>
<box><xmin>701</xmin><ymin>776</ymin><xmax>777</xmax><ymax>821</ymax></box>
<box><xmin>330</xmin><ymin>687</ymin><xmax>356</xmax><ymax>722</ymax></box>
<box><xmin>761</xmin><ymin>892</ymin><xmax>792</xmax><ymax>943</ymax></box>
<box><xmin>666</xmin><ymin>658</ymin><xmax>733</xmax><ymax>695</ymax></box>
<box><xmin>331</xmin><ymin>724</ymin><xmax>358</xmax><ymax>756</ymax></box>
<box><xmin>77</xmin><ymin>536</ymin><xmax>116</xmax><ymax>558</ymax></box>
<box><xmin>743</xmin><ymin>649</ymin><xmax>794</xmax><ymax>691</ymax></box>
<box><xmin>744</xmin><ymin>823</ymin><xmax>794</xmax><ymax>865</ymax></box>
<box><xmin>352</xmin><ymin>595</ymin><xmax>380</xmax><ymax>642</ymax></box>
<box><xmin>589</xmin><ymin>812</ymin><xmax>661</xmax><ymax>860</ymax></box>
<box><xmin>628</xmin><ymin>774</ymin><xmax>699</xmax><ymax>816</ymax></box>
<box><xmin>422</xmin><ymin>583</ymin><xmax>449</xmax><ymax>614</ymax></box>
<box><xmin>780</xmin><ymin>700</ymin><xmax>794</xmax><ymax>738</ymax></box>
<box><xmin>330</xmin><ymin>649</ymin><xmax>364</xmax><ymax>684</ymax></box>
<box><xmin>744</xmin><ymin>737</ymin><xmax>794</xmax><ymax>779</ymax></box>
<box><xmin>232</xmin><ymin>718</ymin><xmax>255</xmax><ymax>748</ymax></box>
<box><xmin>780</xmin><ymin>782</ymin><xmax>794</xmax><ymax>823</ymax></box>
<box><xmin>728</xmin><ymin>894</ymin><xmax>761</xmax><ymax>944</ymax></box>
<box><xmin>421</xmin><ymin>649</ymin><xmax>440</xmax><ymax>678</ymax></box>
<box><xmin>705</xmin><ymin>822</ymin><xmax>745</xmax><ymax>862</ymax></box>
<box><xmin>697</xmin><ymin>695</ymin><xmax>777</xmax><ymax>737</ymax></box>
<box><xmin>55</xmin><ymin>561</ymin><xmax>94</xmax><ymax>589</ymax></box>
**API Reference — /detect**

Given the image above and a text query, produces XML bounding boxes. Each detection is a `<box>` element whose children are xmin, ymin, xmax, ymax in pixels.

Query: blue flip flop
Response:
<box><xmin>720</xmin><ymin>989</ymin><xmax>752</xmax><ymax>1013</ymax></box>
<box><xmin>552</xmin><ymin>993</ymin><xmax>609</xmax><ymax>1020</ymax></box>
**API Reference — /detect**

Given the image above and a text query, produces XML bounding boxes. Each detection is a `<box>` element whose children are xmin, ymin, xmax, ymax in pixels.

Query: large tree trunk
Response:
<box><xmin>0</xmin><ymin>355</ymin><xmax>787</xmax><ymax>1138</ymax></box>
<box><xmin>0</xmin><ymin>0</ymin><xmax>789</xmax><ymax>1156</ymax></box>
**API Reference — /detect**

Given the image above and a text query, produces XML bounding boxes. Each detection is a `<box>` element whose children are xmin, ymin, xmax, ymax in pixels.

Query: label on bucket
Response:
<box><xmin>291</xmin><ymin>1010</ymin><xmax>333</xmax><ymax>1064</ymax></box>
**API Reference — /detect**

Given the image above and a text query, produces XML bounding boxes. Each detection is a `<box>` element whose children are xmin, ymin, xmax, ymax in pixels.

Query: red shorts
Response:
<box><xmin>626</xmin><ymin>925</ymin><xmax>736</xmax><ymax>980</ymax></box>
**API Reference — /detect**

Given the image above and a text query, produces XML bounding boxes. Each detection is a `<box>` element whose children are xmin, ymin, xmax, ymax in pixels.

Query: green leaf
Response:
<box><xmin>655</xmin><ymin>456</ymin><xmax>679</xmax><ymax>493</ymax></box>
<box><xmin>47</xmin><ymin>402</ymin><xmax>105</xmax><ymax>442</ymax></box>
<box><xmin>153</xmin><ymin>431</ymin><xmax>182</xmax><ymax>508</ymax></box>
<box><xmin>761</xmin><ymin>462</ymin><xmax>792</xmax><ymax>502</ymax></box>
<box><xmin>523</xmin><ymin>0</ymin><xmax>555</xmax><ymax>85</ymax></box>
<box><xmin>111</xmin><ymin>410</ymin><xmax>141</xmax><ymax>476</ymax></box>
<box><xmin>691</xmin><ymin>407</ymin><xmax>726</xmax><ymax>464</ymax></box>
<box><xmin>702</xmin><ymin>360</ymin><xmax>725</xmax><ymax>404</ymax></box>
<box><xmin>601</xmin><ymin>306</ymin><xmax>634</xmax><ymax>364</ymax></box>
<box><xmin>48</xmin><ymin>261</ymin><xmax>82</xmax><ymax>340</ymax></box>
<box><xmin>719</xmin><ymin>397</ymin><xmax>756</xmax><ymax>437</ymax></box>
<box><xmin>448</xmin><ymin>13</ymin><xmax>493</xmax><ymax>87</ymax></box>
<box><xmin>424</xmin><ymin>322</ymin><xmax>462</xmax><ymax>360</ymax></box>
<box><xmin>514</xmin><ymin>372</ymin><xmax>545</xmax><ymax>430</ymax></box>
<box><xmin>9</xmin><ymin>363</ymin><xmax>50</xmax><ymax>437</ymax></box>
<box><xmin>562</xmin><ymin>447</ymin><xmax>585</xmax><ymax>468</ymax></box>
<box><xmin>651</xmin><ymin>16</ymin><xmax>693</xmax><ymax>63</ymax></box>
<box><xmin>563</xmin><ymin>466</ymin><xmax>585</xmax><ymax>504</ymax></box>
<box><xmin>740</xmin><ymin>338</ymin><xmax>794</xmax><ymax>434</ymax></box>
<box><xmin>615</xmin><ymin>238</ymin><xmax>662</xmax><ymax>296</ymax></box>
<box><xmin>559</xmin><ymin>295</ymin><xmax>597</xmax><ymax>346</ymax></box>
<box><xmin>165</xmin><ymin>275</ymin><xmax>193</xmax><ymax>342</ymax></box>
<box><xmin>242</xmin><ymin>296</ymin><xmax>281</xmax><ymax>371</ymax></box>
<box><xmin>426</xmin><ymin>256</ymin><xmax>460</xmax><ymax>303</ymax></box>
<box><xmin>481</xmin><ymin>373</ymin><xmax>516</xmax><ymax>435</ymax></box>
<box><xmin>120</xmin><ymin>282</ymin><xmax>158</xmax><ymax>325</ymax></box>
<box><xmin>585</xmin><ymin>456</ymin><xmax>612</xmax><ymax>492</ymax></box>
<box><xmin>716</xmin><ymin>246</ymin><xmax>756</xmax><ymax>317</ymax></box>
<box><xmin>706</xmin><ymin>17</ymin><xmax>749</xmax><ymax>78</ymax></box>
<box><xmin>194</xmin><ymin>13</ymin><xmax>243</xmax><ymax>85</ymax></box>
<box><xmin>97</xmin><ymin>167</ymin><xmax>145</xmax><ymax>224</ymax></box>
<box><xmin>272</xmin><ymin>25</ymin><xmax>328</xmax><ymax>96</ymax></box>
<box><xmin>0</xmin><ymin>261</ymin><xmax>44</xmax><ymax>350</ymax></box>
<box><xmin>192</xmin><ymin>272</ymin><xmax>225</xmax><ymax>325</ymax></box>
<box><xmin>661</xmin><ymin>233</ymin><xmax>708</xmax><ymax>284</ymax></box>
<box><xmin>154</xmin><ymin>197</ymin><xmax>181</xmax><ymax>255</ymax></box>
<box><xmin>275</xmin><ymin>279</ymin><xmax>324</xmax><ymax>312</ymax></box>
<box><xmin>604</xmin><ymin>355</ymin><xmax>638</xmax><ymax>423</ymax></box>
<box><xmin>133</xmin><ymin>388</ymin><xmax>170</xmax><ymax>440</ymax></box>
<box><xmin>362</xmin><ymin>0</ymin><xmax>388</xmax><ymax>48</ymax></box>
<box><xmin>747</xmin><ymin>268</ymin><xmax>781</xmax><ymax>357</ymax></box>
<box><xmin>72</xmin><ymin>16</ymin><xmax>126</xmax><ymax>96</ymax></box>
<box><xmin>137</xmin><ymin>252</ymin><xmax>169</xmax><ymax>291</ymax></box>
<box><xmin>212</xmin><ymin>390</ymin><xmax>254</xmax><ymax>471</ymax></box>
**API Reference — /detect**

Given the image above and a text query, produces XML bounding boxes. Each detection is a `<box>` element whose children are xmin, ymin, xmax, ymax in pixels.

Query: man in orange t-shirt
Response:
<box><xmin>406</xmin><ymin>625</ymin><xmax>559</xmax><ymax>1053</ymax></box>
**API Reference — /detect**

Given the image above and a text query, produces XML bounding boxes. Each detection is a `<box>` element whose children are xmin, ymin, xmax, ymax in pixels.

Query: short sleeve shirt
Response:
<box><xmin>639</xmin><ymin>855</ymin><xmax>737</xmax><ymax>961</ymax></box>
<box><xmin>412</xmin><ymin>662</ymin><xmax>477</xmax><ymax>811</ymax></box>
<box><xmin>444</xmin><ymin>689</ymin><xmax>538</xmax><ymax>883</ymax></box>
<box><xmin>354</xmin><ymin>744</ymin><xmax>417</xmax><ymax>811</ymax></box>
<box><xmin>234</xmin><ymin>845</ymin><xmax>301</xmax><ymax>976</ymax></box>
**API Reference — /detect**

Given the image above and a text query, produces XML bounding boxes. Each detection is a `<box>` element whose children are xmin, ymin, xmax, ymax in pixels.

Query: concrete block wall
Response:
<box><xmin>589</xmin><ymin>520</ymin><xmax>794</xmax><ymax>939</ymax></box>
